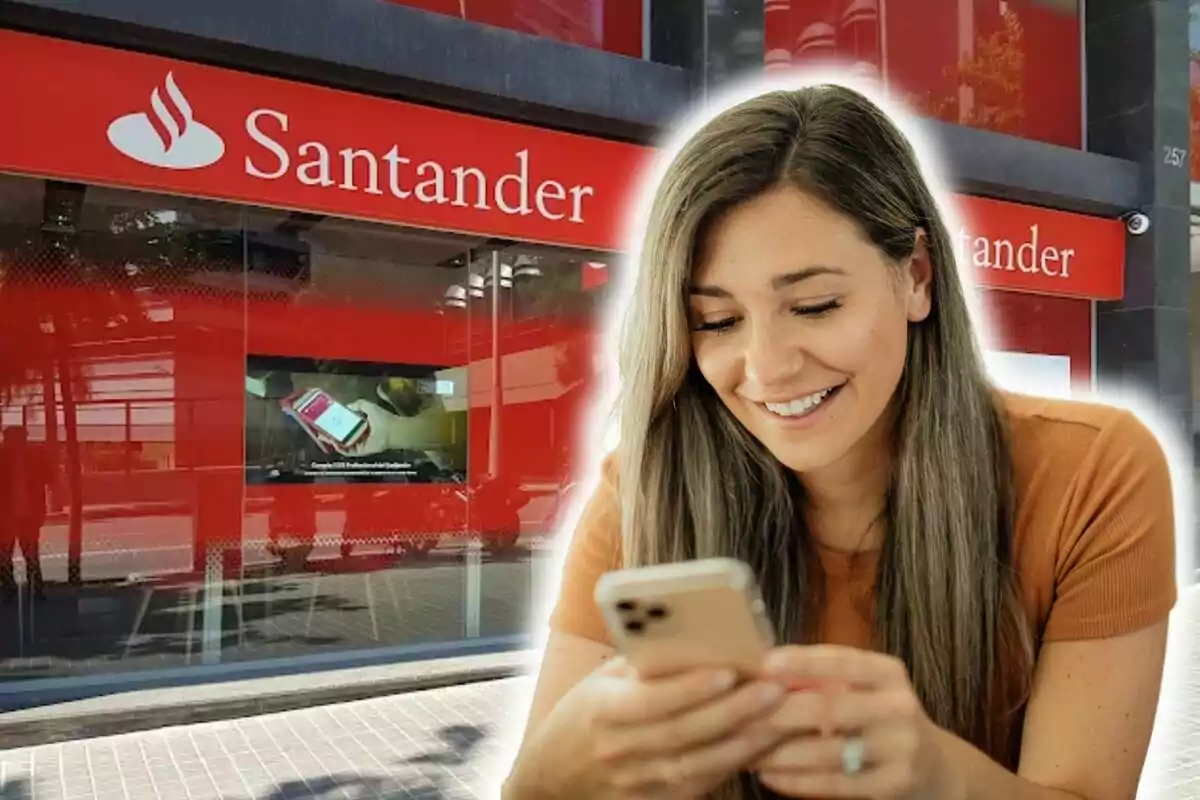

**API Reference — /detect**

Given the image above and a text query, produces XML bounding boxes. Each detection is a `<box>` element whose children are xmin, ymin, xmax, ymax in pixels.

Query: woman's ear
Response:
<box><xmin>904</xmin><ymin>228</ymin><xmax>933</xmax><ymax>323</ymax></box>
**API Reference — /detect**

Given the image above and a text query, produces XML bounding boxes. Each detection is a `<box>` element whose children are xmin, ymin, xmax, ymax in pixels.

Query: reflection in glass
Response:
<box><xmin>0</xmin><ymin>177</ymin><xmax>246</xmax><ymax>679</ymax></box>
<box><xmin>387</xmin><ymin>0</ymin><xmax>644</xmax><ymax>58</ymax></box>
<box><xmin>0</xmin><ymin>174</ymin><xmax>616</xmax><ymax>697</ymax></box>
<box><xmin>1191</xmin><ymin>55</ymin><xmax>1200</xmax><ymax>182</ymax></box>
<box><xmin>1191</xmin><ymin>210</ymin><xmax>1200</xmax><ymax>469</ymax></box>
<box><xmin>764</xmin><ymin>0</ymin><xmax>1082</xmax><ymax>148</ymax></box>
<box><xmin>1191</xmin><ymin>7</ymin><xmax>1200</xmax><ymax>478</ymax></box>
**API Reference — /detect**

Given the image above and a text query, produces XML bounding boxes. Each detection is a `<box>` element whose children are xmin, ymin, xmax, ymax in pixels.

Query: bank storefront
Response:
<box><xmin>0</xmin><ymin>26</ymin><xmax>1126</xmax><ymax>707</ymax></box>
<box><xmin>0</xmin><ymin>29</ymin><xmax>636</xmax><ymax>707</ymax></box>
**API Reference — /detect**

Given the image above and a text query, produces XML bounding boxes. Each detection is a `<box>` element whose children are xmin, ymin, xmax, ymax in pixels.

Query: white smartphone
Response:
<box><xmin>288</xmin><ymin>388</ymin><xmax>368</xmax><ymax>449</ymax></box>
<box><xmin>594</xmin><ymin>557</ymin><xmax>776</xmax><ymax>679</ymax></box>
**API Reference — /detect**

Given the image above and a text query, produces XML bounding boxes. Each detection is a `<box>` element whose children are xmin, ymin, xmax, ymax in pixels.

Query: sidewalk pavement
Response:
<box><xmin>0</xmin><ymin>676</ymin><xmax>534</xmax><ymax>800</ymax></box>
<box><xmin>0</xmin><ymin>650</ymin><xmax>538</xmax><ymax>750</ymax></box>
<box><xmin>1140</xmin><ymin>586</ymin><xmax>1200</xmax><ymax>800</ymax></box>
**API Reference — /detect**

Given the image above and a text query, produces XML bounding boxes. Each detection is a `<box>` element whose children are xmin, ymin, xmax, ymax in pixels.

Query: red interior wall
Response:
<box><xmin>980</xmin><ymin>288</ymin><xmax>1092</xmax><ymax>389</ymax></box>
<box><xmin>1</xmin><ymin>281</ymin><xmax>600</xmax><ymax>555</ymax></box>
<box><xmin>388</xmin><ymin>0</ymin><xmax>643</xmax><ymax>58</ymax></box>
<box><xmin>767</xmin><ymin>0</ymin><xmax>1082</xmax><ymax>149</ymax></box>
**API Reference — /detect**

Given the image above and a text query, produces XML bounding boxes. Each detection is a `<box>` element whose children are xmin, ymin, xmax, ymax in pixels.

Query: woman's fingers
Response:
<box><xmin>763</xmin><ymin>645</ymin><xmax>910</xmax><ymax>691</ymax></box>
<box><xmin>593</xmin><ymin>667</ymin><xmax>741</xmax><ymax>725</ymax></box>
<box><xmin>755</xmin><ymin>726</ymin><xmax>919</xmax><ymax>773</ymax></box>
<box><xmin>758</xmin><ymin>762</ymin><xmax>919</xmax><ymax>799</ymax></box>
<box><xmin>583</xmin><ymin>668</ymin><xmax>793</xmax><ymax>797</ymax></box>
<box><xmin>596</xmin><ymin>680</ymin><xmax>787</xmax><ymax>762</ymax></box>
<box><xmin>579</xmin><ymin>649</ymin><xmax>925</xmax><ymax>799</ymax></box>
<box><xmin>762</xmin><ymin>686</ymin><xmax>923</xmax><ymax>736</ymax></box>
<box><xmin>751</xmin><ymin>648</ymin><xmax>930</xmax><ymax>799</ymax></box>
<box><xmin>610</xmin><ymin>722</ymin><xmax>781</xmax><ymax>795</ymax></box>
<box><xmin>595</xmin><ymin>654</ymin><xmax>633</xmax><ymax>678</ymax></box>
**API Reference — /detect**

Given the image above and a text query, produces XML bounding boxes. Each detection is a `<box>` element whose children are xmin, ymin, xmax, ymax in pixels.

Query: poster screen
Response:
<box><xmin>983</xmin><ymin>351</ymin><xmax>1073</xmax><ymax>399</ymax></box>
<box><xmin>244</xmin><ymin>355</ymin><xmax>466</xmax><ymax>484</ymax></box>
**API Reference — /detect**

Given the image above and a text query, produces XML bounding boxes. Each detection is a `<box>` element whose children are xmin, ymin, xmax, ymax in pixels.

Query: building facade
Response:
<box><xmin>0</xmin><ymin>0</ymin><xmax>1187</xmax><ymax>709</ymax></box>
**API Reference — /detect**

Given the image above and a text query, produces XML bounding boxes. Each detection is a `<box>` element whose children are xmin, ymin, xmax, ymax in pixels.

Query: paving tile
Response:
<box><xmin>61</xmin><ymin>778</ymin><xmax>94</xmax><ymax>794</ymax></box>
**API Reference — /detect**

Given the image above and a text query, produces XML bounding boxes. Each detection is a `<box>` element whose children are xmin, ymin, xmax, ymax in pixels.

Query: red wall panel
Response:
<box><xmin>981</xmin><ymin>289</ymin><xmax>1092</xmax><ymax>389</ymax></box>
<box><xmin>766</xmin><ymin>0</ymin><xmax>1083</xmax><ymax>149</ymax></box>
<box><xmin>389</xmin><ymin>0</ymin><xmax>644</xmax><ymax>58</ymax></box>
<box><xmin>0</xmin><ymin>280</ymin><xmax>600</xmax><ymax>554</ymax></box>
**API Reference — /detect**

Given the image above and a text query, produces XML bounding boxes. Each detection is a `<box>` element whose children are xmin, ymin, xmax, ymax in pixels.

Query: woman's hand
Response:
<box><xmin>752</xmin><ymin>645</ymin><xmax>945</xmax><ymax>799</ymax></box>
<box><xmin>332</xmin><ymin>399</ymin><xmax>395</xmax><ymax>457</ymax></box>
<box><xmin>332</xmin><ymin>400</ymin><xmax>445</xmax><ymax>456</ymax></box>
<box><xmin>509</xmin><ymin>656</ymin><xmax>789</xmax><ymax>800</ymax></box>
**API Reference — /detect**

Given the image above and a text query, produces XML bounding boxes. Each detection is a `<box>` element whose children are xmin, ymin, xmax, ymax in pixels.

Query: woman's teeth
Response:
<box><xmin>764</xmin><ymin>387</ymin><xmax>836</xmax><ymax>417</ymax></box>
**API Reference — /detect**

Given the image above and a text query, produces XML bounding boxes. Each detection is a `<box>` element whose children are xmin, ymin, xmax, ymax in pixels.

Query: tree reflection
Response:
<box><xmin>904</xmin><ymin>8</ymin><xmax>1026</xmax><ymax>138</ymax></box>
<box><xmin>0</xmin><ymin>181</ymin><xmax>162</xmax><ymax>585</ymax></box>
<box><xmin>1190</xmin><ymin>53</ymin><xmax>1200</xmax><ymax>182</ymax></box>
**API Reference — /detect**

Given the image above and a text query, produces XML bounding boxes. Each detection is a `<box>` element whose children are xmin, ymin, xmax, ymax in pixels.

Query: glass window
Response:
<box><xmin>1191</xmin><ymin>7</ymin><xmax>1200</xmax><ymax>182</ymax></box>
<box><xmin>1184</xmin><ymin>0</ymin><xmax>1200</xmax><ymax>531</ymax></box>
<box><xmin>1191</xmin><ymin>205</ymin><xmax>1200</xmax><ymax>465</ymax></box>
<box><xmin>0</xmin><ymin>173</ymin><xmax>616</xmax><ymax>695</ymax></box>
<box><xmin>979</xmin><ymin>289</ymin><xmax>1092</xmax><ymax>393</ymax></box>
<box><xmin>390</xmin><ymin>0</ymin><xmax>644</xmax><ymax>58</ymax></box>
<box><xmin>765</xmin><ymin>0</ymin><xmax>1083</xmax><ymax>148</ymax></box>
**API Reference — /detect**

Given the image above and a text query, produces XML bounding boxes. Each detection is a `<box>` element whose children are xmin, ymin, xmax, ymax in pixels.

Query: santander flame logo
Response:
<box><xmin>107</xmin><ymin>72</ymin><xmax>225</xmax><ymax>170</ymax></box>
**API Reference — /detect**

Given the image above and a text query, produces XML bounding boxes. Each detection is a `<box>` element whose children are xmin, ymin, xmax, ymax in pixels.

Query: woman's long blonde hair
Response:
<box><xmin>614</xmin><ymin>85</ymin><xmax>1033</xmax><ymax>789</ymax></box>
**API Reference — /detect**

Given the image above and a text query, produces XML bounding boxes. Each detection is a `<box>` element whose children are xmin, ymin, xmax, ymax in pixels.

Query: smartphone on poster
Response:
<box><xmin>282</xmin><ymin>388</ymin><xmax>369</xmax><ymax>452</ymax></box>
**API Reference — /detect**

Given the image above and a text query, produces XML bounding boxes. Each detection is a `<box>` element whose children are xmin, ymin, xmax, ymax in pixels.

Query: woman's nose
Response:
<box><xmin>743</xmin><ymin>319</ymin><xmax>802</xmax><ymax>388</ymax></box>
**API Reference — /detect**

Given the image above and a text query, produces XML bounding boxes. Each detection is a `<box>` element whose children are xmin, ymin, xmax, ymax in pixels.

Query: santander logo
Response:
<box><xmin>100</xmin><ymin>69</ymin><xmax>596</xmax><ymax>226</ymax></box>
<box><xmin>107</xmin><ymin>72</ymin><xmax>225</xmax><ymax>170</ymax></box>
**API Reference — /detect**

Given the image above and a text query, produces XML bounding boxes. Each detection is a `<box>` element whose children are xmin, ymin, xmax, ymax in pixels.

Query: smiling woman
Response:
<box><xmin>502</xmin><ymin>83</ymin><xmax>1177</xmax><ymax>800</ymax></box>
<box><xmin>688</xmin><ymin>190</ymin><xmax>921</xmax><ymax>465</ymax></box>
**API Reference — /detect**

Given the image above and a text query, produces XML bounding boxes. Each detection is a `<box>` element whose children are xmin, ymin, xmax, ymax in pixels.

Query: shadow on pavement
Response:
<box><xmin>261</xmin><ymin>723</ymin><xmax>493</xmax><ymax>800</ymax></box>
<box><xmin>0</xmin><ymin>776</ymin><xmax>32</xmax><ymax>800</ymax></box>
<box><xmin>266</xmin><ymin>773</ymin><xmax>436</xmax><ymax>799</ymax></box>
<box><xmin>404</xmin><ymin>723</ymin><xmax>490</xmax><ymax>766</ymax></box>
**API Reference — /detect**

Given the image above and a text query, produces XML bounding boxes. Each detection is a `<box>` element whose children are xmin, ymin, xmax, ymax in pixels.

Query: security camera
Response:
<box><xmin>1122</xmin><ymin>211</ymin><xmax>1150</xmax><ymax>236</ymax></box>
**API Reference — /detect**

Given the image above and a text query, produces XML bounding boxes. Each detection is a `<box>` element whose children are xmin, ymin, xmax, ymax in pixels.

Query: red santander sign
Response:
<box><xmin>0</xmin><ymin>31</ymin><xmax>1124</xmax><ymax>300</ymax></box>
<box><xmin>0</xmin><ymin>30</ymin><xmax>647</xmax><ymax>251</ymax></box>
<box><xmin>953</xmin><ymin>195</ymin><xmax>1124</xmax><ymax>300</ymax></box>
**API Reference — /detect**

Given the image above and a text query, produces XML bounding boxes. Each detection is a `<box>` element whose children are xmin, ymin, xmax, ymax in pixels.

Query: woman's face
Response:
<box><xmin>689</xmin><ymin>186</ymin><xmax>931</xmax><ymax>476</ymax></box>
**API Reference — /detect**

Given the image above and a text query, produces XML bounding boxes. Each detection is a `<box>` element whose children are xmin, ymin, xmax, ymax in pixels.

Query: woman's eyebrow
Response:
<box><xmin>688</xmin><ymin>265</ymin><xmax>847</xmax><ymax>297</ymax></box>
<box><xmin>770</xmin><ymin>265</ymin><xmax>847</xmax><ymax>289</ymax></box>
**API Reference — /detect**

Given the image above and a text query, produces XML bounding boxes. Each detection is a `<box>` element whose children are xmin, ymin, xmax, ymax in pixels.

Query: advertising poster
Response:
<box><xmin>983</xmin><ymin>351</ymin><xmax>1073</xmax><ymax>399</ymax></box>
<box><xmin>244</xmin><ymin>355</ymin><xmax>465</xmax><ymax>484</ymax></box>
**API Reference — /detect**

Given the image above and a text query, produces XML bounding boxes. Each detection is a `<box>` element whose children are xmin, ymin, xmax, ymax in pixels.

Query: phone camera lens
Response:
<box><xmin>616</xmin><ymin>600</ymin><xmax>638</xmax><ymax>612</ymax></box>
<box><xmin>646</xmin><ymin>605</ymin><xmax>668</xmax><ymax>619</ymax></box>
<box><xmin>624</xmin><ymin>620</ymin><xmax>644</xmax><ymax>634</ymax></box>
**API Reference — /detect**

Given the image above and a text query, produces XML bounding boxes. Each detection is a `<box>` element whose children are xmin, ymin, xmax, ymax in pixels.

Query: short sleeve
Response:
<box><xmin>1043</xmin><ymin>410</ymin><xmax>1177</xmax><ymax>641</ymax></box>
<box><xmin>546</xmin><ymin>455</ymin><xmax>623</xmax><ymax>644</ymax></box>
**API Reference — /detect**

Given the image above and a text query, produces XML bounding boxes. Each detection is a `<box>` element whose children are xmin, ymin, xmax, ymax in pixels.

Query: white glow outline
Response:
<box><xmin>481</xmin><ymin>66</ymin><xmax>1196</xmax><ymax>798</ymax></box>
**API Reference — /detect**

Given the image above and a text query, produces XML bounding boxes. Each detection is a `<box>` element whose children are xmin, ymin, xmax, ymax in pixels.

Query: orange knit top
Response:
<box><xmin>549</xmin><ymin>391</ymin><xmax>1177</xmax><ymax>668</ymax></box>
